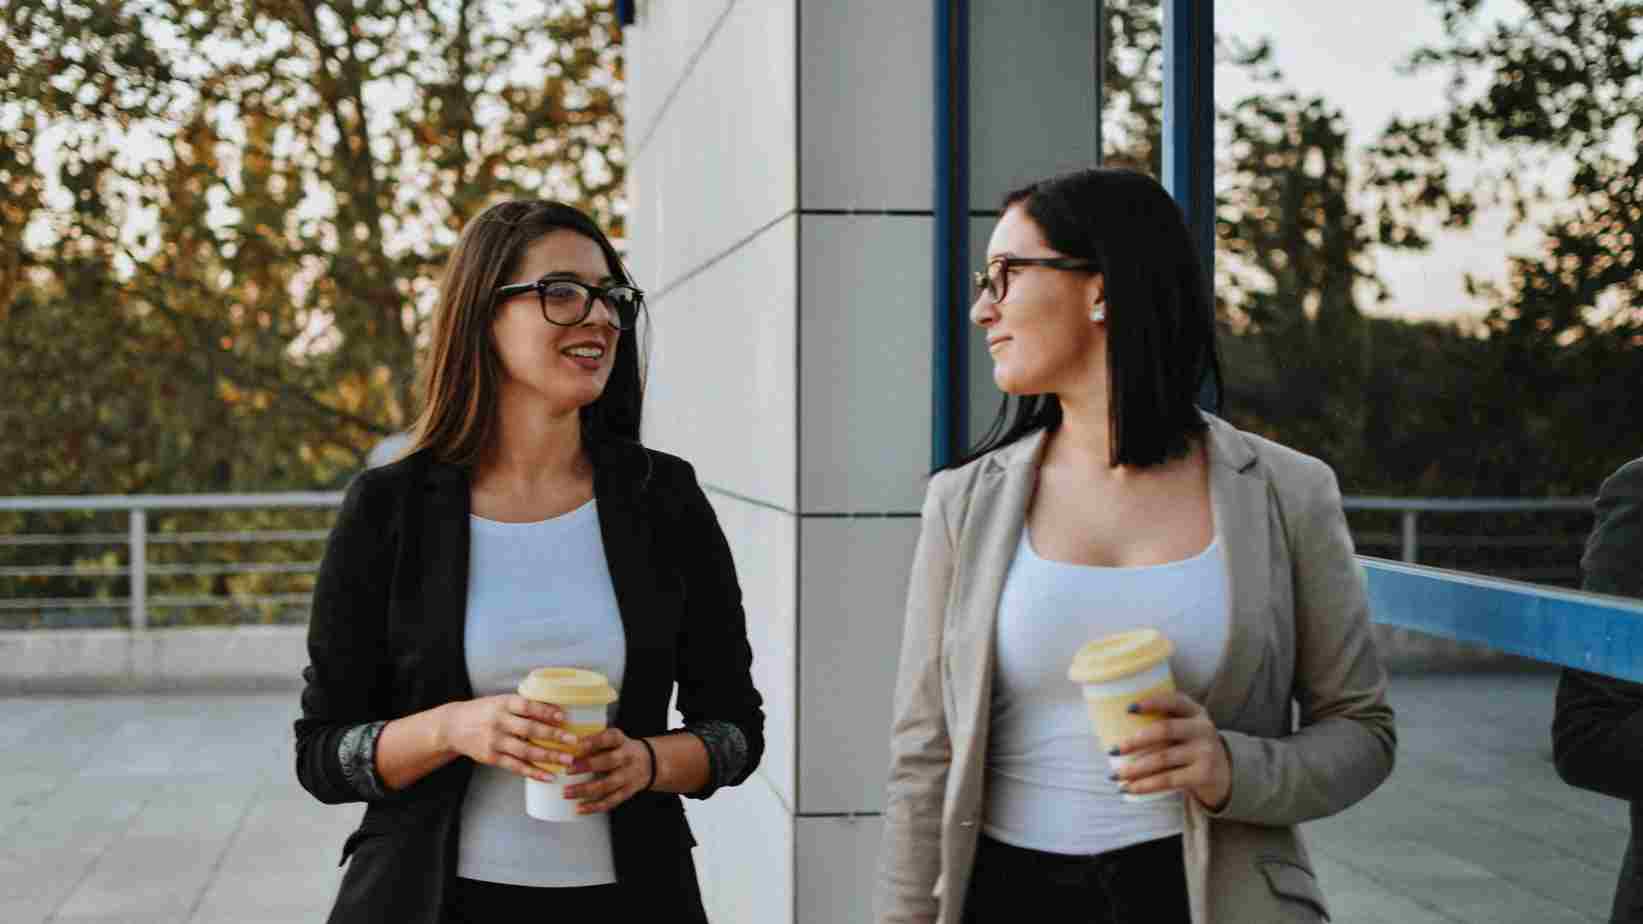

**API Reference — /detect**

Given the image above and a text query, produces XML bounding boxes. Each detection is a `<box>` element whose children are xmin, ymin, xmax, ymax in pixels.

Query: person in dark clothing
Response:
<box><xmin>294</xmin><ymin>200</ymin><xmax>764</xmax><ymax>923</ymax></box>
<box><xmin>1554</xmin><ymin>457</ymin><xmax>1643</xmax><ymax>924</ymax></box>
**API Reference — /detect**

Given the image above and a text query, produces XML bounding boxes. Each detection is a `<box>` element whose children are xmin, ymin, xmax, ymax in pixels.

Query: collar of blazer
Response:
<box><xmin>955</xmin><ymin>411</ymin><xmax>1270</xmax><ymax>727</ymax></box>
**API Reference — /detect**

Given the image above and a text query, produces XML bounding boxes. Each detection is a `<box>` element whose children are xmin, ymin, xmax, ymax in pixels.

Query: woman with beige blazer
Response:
<box><xmin>876</xmin><ymin>168</ymin><xmax>1396</xmax><ymax>924</ymax></box>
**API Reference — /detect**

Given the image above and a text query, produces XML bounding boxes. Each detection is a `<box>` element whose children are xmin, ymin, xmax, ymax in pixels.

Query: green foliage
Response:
<box><xmin>1</xmin><ymin>0</ymin><xmax>625</xmax><ymax>623</ymax></box>
<box><xmin>2</xmin><ymin>0</ymin><xmax>625</xmax><ymax>495</ymax></box>
<box><xmin>1103</xmin><ymin>0</ymin><xmax>1640</xmax><ymax>504</ymax></box>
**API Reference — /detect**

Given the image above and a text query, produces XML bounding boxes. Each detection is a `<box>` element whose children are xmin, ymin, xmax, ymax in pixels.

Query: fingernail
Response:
<box><xmin>1118</xmin><ymin>783</ymin><xmax>1130</xmax><ymax>794</ymax></box>
<box><xmin>1126</xmin><ymin>703</ymin><xmax>1141</xmax><ymax>714</ymax></box>
<box><xmin>1108</xmin><ymin>746</ymin><xmax>1121</xmax><ymax>757</ymax></box>
<box><xmin>1107</xmin><ymin>772</ymin><xmax>1119</xmax><ymax>782</ymax></box>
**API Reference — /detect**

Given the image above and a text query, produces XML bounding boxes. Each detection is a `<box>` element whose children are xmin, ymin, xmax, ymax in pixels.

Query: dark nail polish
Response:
<box><xmin>1108</xmin><ymin>746</ymin><xmax>1121</xmax><ymax>757</ymax></box>
<box><xmin>1126</xmin><ymin>703</ymin><xmax>1141</xmax><ymax>714</ymax></box>
<box><xmin>1107</xmin><ymin>772</ymin><xmax>1119</xmax><ymax>782</ymax></box>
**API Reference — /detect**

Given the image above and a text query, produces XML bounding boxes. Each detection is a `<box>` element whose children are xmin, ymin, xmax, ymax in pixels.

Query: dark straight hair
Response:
<box><xmin>947</xmin><ymin>167</ymin><xmax>1222</xmax><ymax>472</ymax></box>
<box><xmin>407</xmin><ymin>200</ymin><xmax>645</xmax><ymax>467</ymax></box>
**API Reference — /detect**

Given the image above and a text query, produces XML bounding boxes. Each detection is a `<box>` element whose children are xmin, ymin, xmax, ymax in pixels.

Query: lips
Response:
<box><xmin>560</xmin><ymin>339</ymin><xmax>608</xmax><ymax>370</ymax></box>
<box><xmin>987</xmin><ymin>336</ymin><xmax>1012</xmax><ymax>352</ymax></box>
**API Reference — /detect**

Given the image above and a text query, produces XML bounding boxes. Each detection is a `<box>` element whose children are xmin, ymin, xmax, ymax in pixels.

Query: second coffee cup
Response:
<box><xmin>1068</xmin><ymin>628</ymin><xmax>1179</xmax><ymax>804</ymax></box>
<box><xmin>517</xmin><ymin>667</ymin><xmax>618</xmax><ymax>822</ymax></box>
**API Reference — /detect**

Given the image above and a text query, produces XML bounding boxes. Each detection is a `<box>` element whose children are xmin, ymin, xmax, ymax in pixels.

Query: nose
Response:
<box><xmin>970</xmin><ymin>290</ymin><xmax>997</xmax><ymax>328</ymax></box>
<box><xmin>583</xmin><ymin>296</ymin><xmax>619</xmax><ymax>329</ymax></box>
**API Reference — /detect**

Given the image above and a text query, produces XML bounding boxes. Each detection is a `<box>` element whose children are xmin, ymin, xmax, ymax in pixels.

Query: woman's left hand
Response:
<box><xmin>1113</xmin><ymin>690</ymin><xmax>1233</xmax><ymax>811</ymax></box>
<box><xmin>562</xmin><ymin>728</ymin><xmax>654</xmax><ymax>815</ymax></box>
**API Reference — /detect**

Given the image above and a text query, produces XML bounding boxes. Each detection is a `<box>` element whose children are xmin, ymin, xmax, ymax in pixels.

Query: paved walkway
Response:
<box><xmin>1</xmin><ymin>672</ymin><xmax>1626</xmax><ymax>922</ymax></box>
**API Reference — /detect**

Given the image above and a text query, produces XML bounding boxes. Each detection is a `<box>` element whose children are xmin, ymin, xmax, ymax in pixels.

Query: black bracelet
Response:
<box><xmin>637</xmin><ymin>736</ymin><xmax>659</xmax><ymax>791</ymax></box>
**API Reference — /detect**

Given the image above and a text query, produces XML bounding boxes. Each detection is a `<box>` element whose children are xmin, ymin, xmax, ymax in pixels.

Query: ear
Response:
<box><xmin>1085</xmin><ymin>271</ymin><xmax>1106</xmax><ymax>307</ymax></box>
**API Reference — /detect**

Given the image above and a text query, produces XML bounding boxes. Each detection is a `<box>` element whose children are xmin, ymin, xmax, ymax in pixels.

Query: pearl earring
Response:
<box><xmin>1091</xmin><ymin>305</ymin><xmax>1106</xmax><ymax>323</ymax></box>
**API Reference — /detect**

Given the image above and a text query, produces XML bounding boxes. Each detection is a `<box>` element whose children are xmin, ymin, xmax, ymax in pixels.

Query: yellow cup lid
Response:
<box><xmin>517</xmin><ymin>667</ymin><xmax>617</xmax><ymax>706</ymax></box>
<box><xmin>1067</xmin><ymin>629</ymin><xmax>1174</xmax><ymax>684</ymax></box>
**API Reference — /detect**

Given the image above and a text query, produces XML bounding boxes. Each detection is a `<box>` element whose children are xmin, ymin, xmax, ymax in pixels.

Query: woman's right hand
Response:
<box><xmin>439</xmin><ymin>694</ymin><xmax>581</xmax><ymax>781</ymax></box>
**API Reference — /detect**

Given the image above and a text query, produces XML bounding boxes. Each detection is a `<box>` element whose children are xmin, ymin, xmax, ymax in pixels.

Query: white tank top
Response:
<box><xmin>456</xmin><ymin>499</ymin><xmax>626</xmax><ymax>887</ymax></box>
<box><xmin>983</xmin><ymin>529</ymin><xmax>1231</xmax><ymax>856</ymax></box>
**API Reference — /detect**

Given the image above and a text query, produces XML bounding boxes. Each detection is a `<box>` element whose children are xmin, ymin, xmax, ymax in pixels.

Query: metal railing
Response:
<box><xmin>1342</xmin><ymin>496</ymin><xmax>1593</xmax><ymax>565</ymax></box>
<box><xmin>0</xmin><ymin>493</ymin><xmax>342</xmax><ymax>630</ymax></box>
<box><xmin>0</xmin><ymin>491</ymin><xmax>1600</xmax><ymax>631</ymax></box>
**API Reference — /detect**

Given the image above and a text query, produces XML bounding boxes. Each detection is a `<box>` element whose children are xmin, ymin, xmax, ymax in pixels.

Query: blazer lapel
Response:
<box><xmin>1200</xmin><ymin>414</ymin><xmax>1270</xmax><ymax>725</ymax></box>
<box><xmin>421</xmin><ymin>460</ymin><xmax>475</xmax><ymax>702</ymax></box>
<box><xmin>948</xmin><ymin>432</ymin><xmax>1042</xmax><ymax>755</ymax></box>
<box><xmin>591</xmin><ymin>441</ymin><xmax>661</xmax><ymax>731</ymax></box>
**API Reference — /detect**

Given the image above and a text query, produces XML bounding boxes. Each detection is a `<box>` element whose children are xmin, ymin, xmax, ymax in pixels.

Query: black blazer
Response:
<box><xmin>1553</xmin><ymin>458</ymin><xmax>1643</xmax><ymax>924</ymax></box>
<box><xmin>294</xmin><ymin>440</ymin><xmax>764</xmax><ymax>923</ymax></box>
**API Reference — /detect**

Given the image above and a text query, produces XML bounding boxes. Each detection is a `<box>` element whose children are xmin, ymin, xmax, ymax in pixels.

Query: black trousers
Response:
<box><xmin>962</xmin><ymin>833</ymin><xmax>1191</xmax><ymax>924</ymax></box>
<box><xmin>443</xmin><ymin>876</ymin><xmax>629</xmax><ymax>922</ymax></box>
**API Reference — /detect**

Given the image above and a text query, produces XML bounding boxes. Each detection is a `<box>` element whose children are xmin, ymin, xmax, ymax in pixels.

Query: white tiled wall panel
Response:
<box><xmin>686</xmin><ymin>773</ymin><xmax>794</xmax><ymax>924</ymax></box>
<box><xmin>799</xmin><ymin>0</ymin><xmax>933</xmax><ymax>211</ymax></box>
<box><xmin>624</xmin><ymin>0</ymin><xmax>737</xmax><ymax>151</ymax></box>
<box><xmin>797</xmin><ymin>815</ymin><xmax>885</xmax><ymax>923</ymax></box>
<box><xmin>797</xmin><ymin>517</ymin><xmax>922</xmax><ymax>814</ymax></box>
<box><xmin>699</xmin><ymin>491</ymin><xmax>798</xmax><ymax>809</ymax></box>
<box><xmin>628</xmin><ymin>0</ymin><xmax>796</xmax><ymax>296</ymax></box>
<box><xmin>799</xmin><ymin>215</ymin><xmax>933</xmax><ymax>514</ymax></box>
<box><xmin>642</xmin><ymin>215</ymin><xmax>797</xmax><ymax>511</ymax></box>
<box><xmin>968</xmin><ymin>2</ymin><xmax>1101</xmax><ymax>209</ymax></box>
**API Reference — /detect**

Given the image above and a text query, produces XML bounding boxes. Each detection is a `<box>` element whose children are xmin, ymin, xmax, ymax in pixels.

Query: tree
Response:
<box><xmin>0</xmin><ymin>1</ymin><xmax>625</xmax><ymax>623</ymax></box>
<box><xmin>1366</xmin><ymin>0</ymin><xmax>1643</xmax><ymax>495</ymax></box>
<box><xmin>2</xmin><ymin>0</ymin><xmax>626</xmax><ymax>495</ymax></box>
<box><xmin>1099</xmin><ymin>2</ymin><xmax>1425</xmax><ymax>479</ymax></box>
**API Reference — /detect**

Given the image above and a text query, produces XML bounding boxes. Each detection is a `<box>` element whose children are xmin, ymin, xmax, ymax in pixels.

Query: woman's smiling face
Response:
<box><xmin>971</xmin><ymin>204</ymin><xmax>1106</xmax><ymax>398</ymax></box>
<box><xmin>490</xmin><ymin>229</ymin><xmax>622</xmax><ymax>413</ymax></box>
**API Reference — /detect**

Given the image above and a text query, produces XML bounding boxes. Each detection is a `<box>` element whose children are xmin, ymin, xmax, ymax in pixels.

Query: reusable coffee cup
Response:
<box><xmin>516</xmin><ymin>667</ymin><xmax>618</xmax><ymax>822</ymax></box>
<box><xmin>1068</xmin><ymin>628</ymin><xmax>1179</xmax><ymax>804</ymax></box>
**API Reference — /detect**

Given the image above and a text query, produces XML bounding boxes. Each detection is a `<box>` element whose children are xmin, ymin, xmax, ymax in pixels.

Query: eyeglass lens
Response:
<box><xmin>975</xmin><ymin>263</ymin><xmax>1006</xmax><ymax>302</ymax></box>
<box><xmin>538</xmin><ymin>280</ymin><xmax>643</xmax><ymax>329</ymax></box>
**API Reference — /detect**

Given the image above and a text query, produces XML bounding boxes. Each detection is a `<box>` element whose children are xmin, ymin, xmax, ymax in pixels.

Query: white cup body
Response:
<box><xmin>526</xmin><ymin>772</ymin><xmax>595</xmax><ymax>821</ymax></box>
<box><xmin>522</xmin><ymin>703</ymin><xmax>608</xmax><ymax>822</ymax></box>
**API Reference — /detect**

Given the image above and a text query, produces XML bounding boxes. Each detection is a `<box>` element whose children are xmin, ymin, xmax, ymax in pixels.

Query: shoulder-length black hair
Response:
<box><xmin>408</xmin><ymin>200</ymin><xmax>645</xmax><ymax>466</ymax></box>
<box><xmin>949</xmin><ymin>167</ymin><xmax>1221</xmax><ymax>471</ymax></box>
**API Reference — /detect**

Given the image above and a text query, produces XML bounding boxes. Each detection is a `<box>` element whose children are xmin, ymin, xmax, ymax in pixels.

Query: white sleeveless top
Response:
<box><xmin>456</xmin><ymin>499</ymin><xmax>626</xmax><ymax>887</ymax></box>
<box><xmin>983</xmin><ymin>529</ymin><xmax>1231</xmax><ymax>856</ymax></box>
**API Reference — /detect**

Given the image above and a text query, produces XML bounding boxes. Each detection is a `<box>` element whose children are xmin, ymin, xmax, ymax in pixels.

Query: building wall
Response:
<box><xmin>629</xmin><ymin>2</ymin><xmax>1099</xmax><ymax>920</ymax></box>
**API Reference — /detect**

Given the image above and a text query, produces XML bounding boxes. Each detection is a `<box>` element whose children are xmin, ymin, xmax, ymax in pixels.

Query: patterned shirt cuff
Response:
<box><xmin>682</xmin><ymin>719</ymin><xmax>749</xmax><ymax>798</ymax></box>
<box><xmin>337</xmin><ymin>721</ymin><xmax>390</xmax><ymax>800</ymax></box>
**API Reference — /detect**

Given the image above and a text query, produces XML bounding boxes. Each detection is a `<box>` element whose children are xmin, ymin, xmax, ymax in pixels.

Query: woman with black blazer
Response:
<box><xmin>294</xmin><ymin>200</ymin><xmax>764</xmax><ymax>923</ymax></box>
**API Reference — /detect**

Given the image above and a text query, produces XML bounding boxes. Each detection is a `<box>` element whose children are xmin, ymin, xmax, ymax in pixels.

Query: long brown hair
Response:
<box><xmin>406</xmin><ymin>200</ymin><xmax>645</xmax><ymax>467</ymax></box>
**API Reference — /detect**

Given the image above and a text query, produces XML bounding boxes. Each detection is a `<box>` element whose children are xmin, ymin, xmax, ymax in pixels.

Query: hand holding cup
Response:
<box><xmin>562</xmin><ymin>727</ymin><xmax>656</xmax><ymax>815</ymax></box>
<box><xmin>1110</xmin><ymin>690</ymin><xmax>1232</xmax><ymax>811</ymax></box>
<box><xmin>439</xmin><ymin>693</ymin><xmax>579</xmax><ymax>782</ymax></box>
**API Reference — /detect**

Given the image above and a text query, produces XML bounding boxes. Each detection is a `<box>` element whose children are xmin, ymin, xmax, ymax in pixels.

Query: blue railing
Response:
<box><xmin>1365</xmin><ymin>559</ymin><xmax>1643</xmax><ymax>683</ymax></box>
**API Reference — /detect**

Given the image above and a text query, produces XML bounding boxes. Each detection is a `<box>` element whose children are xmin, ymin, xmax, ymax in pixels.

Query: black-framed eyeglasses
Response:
<box><xmin>973</xmin><ymin>256</ymin><xmax>1100</xmax><ymax>304</ymax></box>
<box><xmin>493</xmin><ymin>275</ymin><xmax>646</xmax><ymax>330</ymax></box>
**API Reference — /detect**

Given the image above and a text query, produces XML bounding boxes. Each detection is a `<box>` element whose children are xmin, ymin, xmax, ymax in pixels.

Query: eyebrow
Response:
<box><xmin>538</xmin><ymin>270</ymin><xmax>619</xmax><ymax>285</ymax></box>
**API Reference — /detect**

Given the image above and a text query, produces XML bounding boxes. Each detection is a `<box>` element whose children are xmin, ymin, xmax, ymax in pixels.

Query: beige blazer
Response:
<box><xmin>876</xmin><ymin>414</ymin><xmax>1396</xmax><ymax>924</ymax></box>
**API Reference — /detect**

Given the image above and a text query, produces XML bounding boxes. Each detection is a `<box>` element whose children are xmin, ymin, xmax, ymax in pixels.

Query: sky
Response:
<box><xmin>1216</xmin><ymin>0</ymin><xmax>1542</xmax><ymax>322</ymax></box>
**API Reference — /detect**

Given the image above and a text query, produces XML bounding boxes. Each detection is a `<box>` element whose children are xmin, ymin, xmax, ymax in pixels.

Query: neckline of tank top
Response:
<box><xmin>468</xmin><ymin>497</ymin><xmax>597</xmax><ymax>530</ymax></box>
<box><xmin>1020</xmin><ymin>528</ymin><xmax>1221</xmax><ymax>573</ymax></box>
